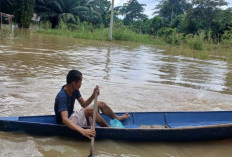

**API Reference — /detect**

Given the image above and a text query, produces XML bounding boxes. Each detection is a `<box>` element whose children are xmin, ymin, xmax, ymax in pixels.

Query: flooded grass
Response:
<box><xmin>35</xmin><ymin>24</ymin><xmax>232</xmax><ymax>63</ymax></box>
<box><xmin>38</xmin><ymin>27</ymin><xmax>165</xmax><ymax>45</ymax></box>
<box><xmin>0</xmin><ymin>28</ymin><xmax>12</xmax><ymax>39</ymax></box>
<box><xmin>158</xmin><ymin>45</ymin><xmax>232</xmax><ymax>63</ymax></box>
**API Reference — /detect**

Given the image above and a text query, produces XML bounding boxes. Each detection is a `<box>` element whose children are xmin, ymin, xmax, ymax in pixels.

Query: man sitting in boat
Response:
<box><xmin>54</xmin><ymin>70</ymin><xmax>130</xmax><ymax>139</ymax></box>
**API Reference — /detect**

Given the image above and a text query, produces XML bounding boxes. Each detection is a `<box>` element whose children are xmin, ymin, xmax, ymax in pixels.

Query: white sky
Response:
<box><xmin>111</xmin><ymin>0</ymin><xmax>232</xmax><ymax>18</ymax></box>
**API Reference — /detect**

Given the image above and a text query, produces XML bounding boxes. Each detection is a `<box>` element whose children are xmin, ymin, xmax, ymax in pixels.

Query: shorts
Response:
<box><xmin>69</xmin><ymin>104</ymin><xmax>93</xmax><ymax>127</ymax></box>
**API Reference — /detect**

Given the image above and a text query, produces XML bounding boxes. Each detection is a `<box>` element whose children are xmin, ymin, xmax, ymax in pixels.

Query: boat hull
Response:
<box><xmin>1</xmin><ymin>111</ymin><xmax>232</xmax><ymax>141</ymax></box>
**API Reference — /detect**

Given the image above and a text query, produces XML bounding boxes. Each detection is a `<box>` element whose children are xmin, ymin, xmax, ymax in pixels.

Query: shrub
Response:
<box><xmin>185</xmin><ymin>33</ymin><xmax>204</xmax><ymax>50</ymax></box>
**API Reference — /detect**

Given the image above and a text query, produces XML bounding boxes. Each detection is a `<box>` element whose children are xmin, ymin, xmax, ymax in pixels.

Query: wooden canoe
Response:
<box><xmin>1</xmin><ymin>111</ymin><xmax>232</xmax><ymax>141</ymax></box>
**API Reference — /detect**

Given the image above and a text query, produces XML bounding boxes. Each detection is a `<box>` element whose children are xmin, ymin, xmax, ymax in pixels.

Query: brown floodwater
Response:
<box><xmin>0</xmin><ymin>31</ymin><xmax>232</xmax><ymax>157</ymax></box>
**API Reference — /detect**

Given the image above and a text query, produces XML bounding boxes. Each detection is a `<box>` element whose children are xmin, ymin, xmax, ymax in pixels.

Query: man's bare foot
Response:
<box><xmin>116</xmin><ymin>113</ymin><xmax>130</xmax><ymax>121</ymax></box>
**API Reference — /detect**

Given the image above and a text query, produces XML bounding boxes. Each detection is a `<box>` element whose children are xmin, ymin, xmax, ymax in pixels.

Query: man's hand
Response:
<box><xmin>80</xmin><ymin>128</ymin><xmax>96</xmax><ymax>140</ymax></box>
<box><xmin>93</xmin><ymin>85</ymin><xmax>100</xmax><ymax>97</ymax></box>
<box><xmin>61</xmin><ymin>111</ymin><xmax>95</xmax><ymax>139</ymax></box>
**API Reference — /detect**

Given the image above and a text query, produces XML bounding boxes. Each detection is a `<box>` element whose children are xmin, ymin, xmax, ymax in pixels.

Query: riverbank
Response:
<box><xmin>37</xmin><ymin>25</ymin><xmax>165</xmax><ymax>45</ymax></box>
<box><xmin>37</xmin><ymin>26</ymin><xmax>232</xmax><ymax>62</ymax></box>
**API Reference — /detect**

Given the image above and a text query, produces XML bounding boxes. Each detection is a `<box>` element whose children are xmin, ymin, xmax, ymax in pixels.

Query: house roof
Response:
<box><xmin>0</xmin><ymin>12</ymin><xmax>14</xmax><ymax>18</ymax></box>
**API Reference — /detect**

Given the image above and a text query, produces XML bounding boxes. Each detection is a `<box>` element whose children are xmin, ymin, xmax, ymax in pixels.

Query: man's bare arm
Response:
<box><xmin>78</xmin><ymin>86</ymin><xmax>99</xmax><ymax>108</ymax></box>
<box><xmin>77</xmin><ymin>96</ymin><xmax>94</xmax><ymax>108</ymax></box>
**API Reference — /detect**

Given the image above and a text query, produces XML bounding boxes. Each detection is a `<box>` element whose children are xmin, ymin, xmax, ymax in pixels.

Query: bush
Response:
<box><xmin>40</xmin><ymin>21</ymin><xmax>51</xmax><ymax>29</ymax></box>
<box><xmin>156</xmin><ymin>27</ymin><xmax>184</xmax><ymax>45</ymax></box>
<box><xmin>185</xmin><ymin>33</ymin><xmax>204</xmax><ymax>50</ymax></box>
<box><xmin>58</xmin><ymin>20</ymin><xmax>68</xmax><ymax>31</ymax></box>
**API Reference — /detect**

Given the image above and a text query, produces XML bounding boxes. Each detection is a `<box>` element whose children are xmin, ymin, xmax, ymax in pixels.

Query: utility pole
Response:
<box><xmin>109</xmin><ymin>0</ymin><xmax>114</xmax><ymax>41</ymax></box>
<box><xmin>0</xmin><ymin>13</ymin><xmax>2</xmax><ymax>29</ymax></box>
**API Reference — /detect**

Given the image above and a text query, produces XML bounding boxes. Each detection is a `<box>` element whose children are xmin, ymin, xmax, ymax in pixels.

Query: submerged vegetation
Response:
<box><xmin>1</xmin><ymin>0</ymin><xmax>232</xmax><ymax>60</ymax></box>
<box><xmin>38</xmin><ymin>20</ymin><xmax>232</xmax><ymax>60</ymax></box>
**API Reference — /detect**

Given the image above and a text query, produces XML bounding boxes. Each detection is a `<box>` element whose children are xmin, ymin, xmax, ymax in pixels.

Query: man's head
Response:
<box><xmin>66</xmin><ymin>70</ymin><xmax>82</xmax><ymax>89</ymax></box>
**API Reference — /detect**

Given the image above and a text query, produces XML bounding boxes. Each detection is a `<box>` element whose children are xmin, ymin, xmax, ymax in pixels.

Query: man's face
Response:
<box><xmin>72</xmin><ymin>76</ymin><xmax>82</xmax><ymax>90</ymax></box>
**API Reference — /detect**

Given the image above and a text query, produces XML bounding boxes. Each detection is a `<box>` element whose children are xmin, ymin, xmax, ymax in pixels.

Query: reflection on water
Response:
<box><xmin>1</xmin><ymin>132</ymin><xmax>232</xmax><ymax>157</ymax></box>
<box><xmin>0</xmin><ymin>32</ymin><xmax>232</xmax><ymax>156</ymax></box>
<box><xmin>0</xmin><ymin>34</ymin><xmax>232</xmax><ymax>94</ymax></box>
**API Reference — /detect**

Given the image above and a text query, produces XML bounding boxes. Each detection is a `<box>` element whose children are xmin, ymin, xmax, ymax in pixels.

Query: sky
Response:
<box><xmin>112</xmin><ymin>0</ymin><xmax>232</xmax><ymax>18</ymax></box>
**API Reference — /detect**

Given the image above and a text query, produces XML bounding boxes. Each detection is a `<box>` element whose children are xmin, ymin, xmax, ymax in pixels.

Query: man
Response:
<box><xmin>54</xmin><ymin>70</ymin><xmax>130</xmax><ymax>139</ymax></box>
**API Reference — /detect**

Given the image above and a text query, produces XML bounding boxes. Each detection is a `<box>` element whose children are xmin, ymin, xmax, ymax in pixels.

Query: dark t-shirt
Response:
<box><xmin>54</xmin><ymin>85</ymin><xmax>81</xmax><ymax>124</ymax></box>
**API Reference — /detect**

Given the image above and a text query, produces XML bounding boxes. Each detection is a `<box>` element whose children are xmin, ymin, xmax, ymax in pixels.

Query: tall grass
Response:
<box><xmin>185</xmin><ymin>33</ymin><xmax>204</xmax><ymax>51</ymax></box>
<box><xmin>0</xmin><ymin>26</ymin><xmax>13</xmax><ymax>39</ymax></box>
<box><xmin>38</xmin><ymin>21</ymin><xmax>165</xmax><ymax>45</ymax></box>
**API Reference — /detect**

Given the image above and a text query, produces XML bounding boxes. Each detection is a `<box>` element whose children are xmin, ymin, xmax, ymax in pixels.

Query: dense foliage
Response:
<box><xmin>0</xmin><ymin>0</ymin><xmax>14</xmax><ymax>14</ymax></box>
<box><xmin>154</xmin><ymin>0</ymin><xmax>191</xmax><ymax>23</ymax></box>
<box><xmin>1</xmin><ymin>0</ymin><xmax>232</xmax><ymax>50</ymax></box>
<box><xmin>0</xmin><ymin>0</ymin><xmax>35</xmax><ymax>28</ymax></box>
<box><xmin>118</xmin><ymin>0</ymin><xmax>147</xmax><ymax>25</ymax></box>
<box><xmin>14</xmin><ymin>0</ymin><xmax>35</xmax><ymax>28</ymax></box>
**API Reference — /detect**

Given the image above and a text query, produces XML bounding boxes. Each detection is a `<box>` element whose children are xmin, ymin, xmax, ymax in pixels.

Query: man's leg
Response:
<box><xmin>97</xmin><ymin>101</ymin><xmax>130</xmax><ymax>121</ymax></box>
<box><xmin>84</xmin><ymin>107</ymin><xmax>110</xmax><ymax>127</ymax></box>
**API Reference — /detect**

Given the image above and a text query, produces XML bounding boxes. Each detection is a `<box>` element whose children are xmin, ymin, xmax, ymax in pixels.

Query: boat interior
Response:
<box><xmin>1</xmin><ymin>111</ymin><xmax>232</xmax><ymax>129</ymax></box>
<box><xmin>102</xmin><ymin>111</ymin><xmax>232</xmax><ymax>128</ymax></box>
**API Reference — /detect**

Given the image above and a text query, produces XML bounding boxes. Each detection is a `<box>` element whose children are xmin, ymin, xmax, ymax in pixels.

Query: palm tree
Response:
<box><xmin>35</xmin><ymin>0</ymin><xmax>96</xmax><ymax>28</ymax></box>
<box><xmin>89</xmin><ymin>0</ymin><xmax>111</xmax><ymax>27</ymax></box>
<box><xmin>0</xmin><ymin>0</ymin><xmax>15</xmax><ymax>14</ymax></box>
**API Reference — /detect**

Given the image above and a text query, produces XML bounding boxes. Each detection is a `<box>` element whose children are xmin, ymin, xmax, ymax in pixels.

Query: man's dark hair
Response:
<box><xmin>66</xmin><ymin>70</ymin><xmax>82</xmax><ymax>84</ymax></box>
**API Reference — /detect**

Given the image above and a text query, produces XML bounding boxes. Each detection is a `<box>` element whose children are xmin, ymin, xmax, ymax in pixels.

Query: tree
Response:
<box><xmin>183</xmin><ymin>0</ymin><xmax>228</xmax><ymax>34</ymax></box>
<box><xmin>119</xmin><ymin>0</ymin><xmax>147</xmax><ymax>25</ymax></box>
<box><xmin>0</xmin><ymin>0</ymin><xmax>15</xmax><ymax>14</ymax></box>
<box><xmin>35</xmin><ymin>0</ymin><xmax>102</xmax><ymax>28</ymax></box>
<box><xmin>0</xmin><ymin>0</ymin><xmax>35</xmax><ymax>28</ymax></box>
<box><xmin>150</xmin><ymin>16</ymin><xmax>165</xmax><ymax>35</ymax></box>
<box><xmin>89</xmin><ymin>0</ymin><xmax>111</xmax><ymax>27</ymax></box>
<box><xmin>170</xmin><ymin>14</ymin><xmax>185</xmax><ymax>32</ymax></box>
<box><xmin>14</xmin><ymin>0</ymin><xmax>35</xmax><ymax>28</ymax></box>
<box><xmin>154</xmin><ymin>0</ymin><xmax>191</xmax><ymax>23</ymax></box>
<box><xmin>211</xmin><ymin>8</ymin><xmax>232</xmax><ymax>40</ymax></box>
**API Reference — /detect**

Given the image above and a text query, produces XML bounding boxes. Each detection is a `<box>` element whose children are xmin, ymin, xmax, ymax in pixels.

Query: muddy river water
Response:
<box><xmin>0</xmin><ymin>32</ymin><xmax>232</xmax><ymax>157</ymax></box>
